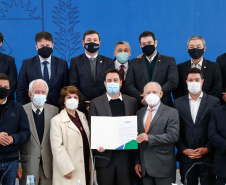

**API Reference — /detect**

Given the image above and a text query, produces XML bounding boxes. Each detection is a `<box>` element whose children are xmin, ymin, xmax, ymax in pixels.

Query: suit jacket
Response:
<box><xmin>20</xmin><ymin>103</ymin><xmax>58</xmax><ymax>180</ymax></box>
<box><xmin>208</xmin><ymin>105</ymin><xmax>226</xmax><ymax>178</ymax></box>
<box><xmin>136</xmin><ymin>103</ymin><xmax>179</xmax><ymax>177</ymax></box>
<box><xmin>89</xmin><ymin>93</ymin><xmax>137</xmax><ymax>167</ymax></box>
<box><xmin>50</xmin><ymin>109</ymin><xmax>93</xmax><ymax>185</ymax></box>
<box><xmin>68</xmin><ymin>53</ymin><xmax>114</xmax><ymax>103</ymax></box>
<box><xmin>216</xmin><ymin>53</ymin><xmax>226</xmax><ymax>93</ymax></box>
<box><xmin>174</xmin><ymin>92</ymin><xmax>220</xmax><ymax>164</ymax></box>
<box><xmin>174</xmin><ymin>59</ymin><xmax>222</xmax><ymax>99</ymax></box>
<box><xmin>17</xmin><ymin>55</ymin><xmax>68</xmax><ymax>107</ymax></box>
<box><xmin>0</xmin><ymin>53</ymin><xmax>17</xmax><ymax>100</ymax></box>
<box><xmin>125</xmin><ymin>54</ymin><xmax>178</xmax><ymax>107</ymax></box>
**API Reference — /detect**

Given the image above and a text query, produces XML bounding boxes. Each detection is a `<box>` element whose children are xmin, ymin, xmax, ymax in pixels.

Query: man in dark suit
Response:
<box><xmin>174</xmin><ymin>68</ymin><xmax>220</xmax><ymax>185</ymax></box>
<box><xmin>208</xmin><ymin>98</ymin><xmax>226</xmax><ymax>185</ymax></box>
<box><xmin>135</xmin><ymin>81</ymin><xmax>179</xmax><ymax>185</ymax></box>
<box><xmin>125</xmin><ymin>31</ymin><xmax>178</xmax><ymax>107</ymax></box>
<box><xmin>89</xmin><ymin>69</ymin><xmax>137</xmax><ymax>185</ymax></box>
<box><xmin>0</xmin><ymin>32</ymin><xmax>17</xmax><ymax>100</ymax></box>
<box><xmin>113</xmin><ymin>41</ymin><xmax>131</xmax><ymax>93</ymax></box>
<box><xmin>174</xmin><ymin>35</ymin><xmax>222</xmax><ymax>99</ymax></box>
<box><xmin>17</xmin><ymin>31</ymin><xmax>68</xmax><ymax>107</ymax></box>
<box><xmin>68</xmin><ymin>30</ymin><xmax>114</xmax><ymax>114</ymax></box>
<box><xmin>216</xmin><ymin>53</ymin><xmax>226</xmax><ymax>103</ymax></box>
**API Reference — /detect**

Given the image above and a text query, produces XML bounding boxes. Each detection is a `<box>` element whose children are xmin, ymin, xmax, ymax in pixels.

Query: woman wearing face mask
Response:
<box><xmin>50</xmin><ymin>86</ymin><xmax>93</xmax><ymax>185</ymax></box>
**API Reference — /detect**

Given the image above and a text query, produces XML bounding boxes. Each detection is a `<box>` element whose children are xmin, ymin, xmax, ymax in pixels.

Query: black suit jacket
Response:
<box><xmin>17</xmin><ymin>55</ymin><xmax>68</xmax><ymax>107</ymax></box>
<box><xmin>216</xmin><ymin>53</ymin><xmax>226</xmax><ymax>93</ymax></box>
<box><xmin>174</xmin><ymin>92</ymin><xmax>220</xmax><ymax>163</ymax></box>
<box><xmin>68</xmin><ymin>53</ymin><xmax>114</xmax><ymax>108</ymax></box>
<box><xmin>89</xmin><ymin>94</ymin><xmax>137</xmax><ymax>167</ymax></box>
<box><xmin>208</xmin><ymin>105</ymin><xmax>226</xmax><ymax>178</ymax></box>
<box><xmin>174</xmin><ymin>59</ymin><xmax>222</xmax><ymax>99</ymax></box>
<box><xmin>125</xmin><ymin>54</ymin><xmax>178</xmax><ymax>107</ymax></box>
<box><xmin>0</xmin><ymin>53</ymin><xmax>17</xmax><ymax>100</ymax></box>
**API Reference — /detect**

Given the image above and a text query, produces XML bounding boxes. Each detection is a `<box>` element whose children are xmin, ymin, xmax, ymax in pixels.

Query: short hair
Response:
<box><xmin>187</xmin><ymin>68</ymin><xmax>203</xmax><ymax>79</ymax></box>
<box><xmin>139</xmin><ymin>31</ymin><xmax>156</xmax><ymax>44</ymax></box>
<box><xmin>104</xmin><ymin>69</ymin><xmax>121</xmax><ymax>81</ymax></box>
<box><xmin>59</xmin><ymin>86</ymin><xmax>82</xmax><ymax>109</ymax></box>
<box><xmin>0</xmin><ymin>73</ymin><xmax>10</xmax><ymax>85</ymax></box>
<box><xmin>0</xmin><ymin>32</ymin><xmax>3</xmax><ymax>43</ymax></box>
<box><xmin>83</xmin><ymin>30</ymin><xmax>100</xmax><ymax>41</ymax></box>
<box><xmin>35</xmin><ymin>31</ymin><xmax>53</xmax><ymax>43</ymax></box>
<box><xmin>143</xmin><ymin>82</ymin><xmax>162</xmax><ymax>93</ymax></box>
<box><xmin>187</xmin><ymin>35</ymin><xmax>206</xmax><ymax>47</ymax></box>
<box><xmin>114</xmin><ymin>41</ymin><xmax>131</xmax><ymax>52</ymax></box>
<box><xmin>29</xmin><ymin>79</ymin><xmax>49</xmax><ymax>93</ymax></box>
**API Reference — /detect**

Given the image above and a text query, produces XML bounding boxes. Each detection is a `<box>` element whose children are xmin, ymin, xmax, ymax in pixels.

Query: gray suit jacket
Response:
<box><xmin>89</xmin><ymin>93</ymin><xmax>137</xmax><ymax>167</ymax></box>
<box><xmin>136</xmin><ymin>103</ymin><xmax>179</xmax><ymax>178</ymax></box>
<box><xmin>20</xmin><ymin>103</ymin><xmax>58</xmax><ymax>179</ymax></box>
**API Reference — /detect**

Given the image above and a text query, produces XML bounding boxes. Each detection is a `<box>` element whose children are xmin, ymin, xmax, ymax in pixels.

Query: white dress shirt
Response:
<box><xmin>39</xmin><ymin>55</ymin><xmax>52</xmax><ymax>79</ymax></box>
<box><xmin>32</xmin><ymin>102</ymin><xmax>44</xmax><ymax>114</ymax></box>
<box><xmin>114</xmin><ymin>59</ymin><xmax>129</xmax><ymax>79</ymax></box>
<box><xmin>106</xmin><ymin>93</ymin><xmax>123</xmax><ymax>101</ymax></box>
<box><xmin>143</xmin><ymin>101</ymin><xmax>161</xmax><ymax>129</ymax></box>
<box><xmin>189</xmin><ymin>92</ymin><xmax>203</xmax><ymax>123</ymax></box>
<box><xmin>145</xmin><ymin>51</ymin><xmax>157</xmax><ymax>63</ymax></box>
<box><xmin>85</xmin><ymin>52</ymin><xmax>98</xmax><ymax>59</ymax></box>
<box><xmin>191</xmin><ymin>58</ymin><xmax>203</xmax><ymax>70</ymax></box>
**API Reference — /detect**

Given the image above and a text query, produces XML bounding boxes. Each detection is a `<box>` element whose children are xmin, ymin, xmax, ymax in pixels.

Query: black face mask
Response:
<box><xmin>38</xmin><ymin>47</ymin><xmax>53</xmax><ymax>58</ymax></box>
<box><xmin>84</xmin><ymin>42</ymin><xmax>100</xmax><ymax>53</ymax></box>
<box><xmin>142</xmin><ymin>45</ymin><xmax>155</xmax><ymax>56</ymax></box>
<box><xmin>0</xmin><ymin>87</ymin><xmax>9</xmax><ymax>99</ymax></box>
<box><xmin>188</xmin><ymin>48</ymin><xmax>204</xmax><ymax>59</ymax></box>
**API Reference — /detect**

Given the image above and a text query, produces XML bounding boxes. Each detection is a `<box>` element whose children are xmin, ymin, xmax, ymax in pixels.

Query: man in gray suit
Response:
<box><xmin>89</xmin><ymin>69</ymin><xmax>137</xmax><ymax>185</ymax></box>
<box><xmin>17</xmin><ymin>79</ymin><xmax>58</xmax><ymax>185</ymax></box>
<box><xmin>135</xmin><ymin>82</ymin><xmax>180</xmax><ymax>185</ymax></box>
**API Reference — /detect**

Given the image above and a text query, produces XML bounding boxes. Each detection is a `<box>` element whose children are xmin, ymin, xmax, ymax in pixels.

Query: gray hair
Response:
<box><xmin>187</xmin><ymin>35</ymin><xmax>206</xmax><ymax>47</ymax></box>
<box><xmin>143</xmin><ymin>82</ymin><xmax>162</xmax><ymax>93</ymax></box>
<box><xmin>114</xmin><ymin>41</ymin><xmax>131</xmax><ymax>52</ymax></box>
<box><xmin>29</xmin><ymin>79</ymin><xmax>49</xmax><ymax>93</ymax></box>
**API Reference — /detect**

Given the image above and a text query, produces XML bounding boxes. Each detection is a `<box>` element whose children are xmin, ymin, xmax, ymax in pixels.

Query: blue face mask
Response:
<box><xmin>33</xmin><ymin>94</ymin><xmax>47</xmax><ymax>107</ymax></box>
<box><xmin>117</xmin><ymin>52</ymin><xmax>129</xmax><ymax>64</ymax></box>
<box><xmin>107</xmin><ymin>82</ymin><xmax>120</xmax><ymax>95</ymax></box>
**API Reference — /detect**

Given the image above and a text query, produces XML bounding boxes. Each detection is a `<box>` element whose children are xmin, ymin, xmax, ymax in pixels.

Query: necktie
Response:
<box><xmin>145</xmin><ymin>108</ymin><xmax>154</xmax><ymax>133</ymax></box>
<box><xmin>43</xmin><ymin>61</ymin><xmax>49</xmax><ymax>83</ymax></box>
<box><xmin>90</xmin><ymin>57</ymin><xmax>95</xmax><ymax>61</ymax></box>
<box><xmin>119</xmin><ymin>65</ymin><xmax>125</xmax><ymax>93</ymax></box>
<box><xmin>36</xmin><ymin>109</ymin><xmax>40</xmax><ymax>116</ymax></box>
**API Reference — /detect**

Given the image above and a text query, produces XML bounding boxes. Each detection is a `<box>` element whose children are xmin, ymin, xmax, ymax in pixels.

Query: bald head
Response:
<box><xmin>143</xmin><ymin>82</ymin><xmax>162</xmax><ymax>94</ymax></box>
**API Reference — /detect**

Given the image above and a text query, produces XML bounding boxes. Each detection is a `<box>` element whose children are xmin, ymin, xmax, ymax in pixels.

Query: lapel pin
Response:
<box><xmin>100</xmin><ymin>61</ymin><xmax>102</xmax><ymax>63</ymax></box>
<box><xmin>204</xmin><ymin>66</ymin><xmax>206</xmax><ymax>68</ymax></box>
<box><xmin>158</xmin><ymin>60</ymin><xmax>161</xmax><ymax>62</ymax></box>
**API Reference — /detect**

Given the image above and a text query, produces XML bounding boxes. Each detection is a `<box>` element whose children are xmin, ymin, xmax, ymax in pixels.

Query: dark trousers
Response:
<box><xmin>215</xmin><ymin>176</ymin><xmax>226</xmax><ymax>185</ymax></box>
<box><xmin>180</xmin><ymin>162</ymin><xmax>214</xmax><ymax>185</ymax></box>
<box><xmin>142</xmin><ymin>173</ymin><xmax>175</xmax><ymax>185</ymax></box>
<box><xmin>96</xmin><ymin>150</ymin><xmax>132</xmax><ymax>185</ymax></box>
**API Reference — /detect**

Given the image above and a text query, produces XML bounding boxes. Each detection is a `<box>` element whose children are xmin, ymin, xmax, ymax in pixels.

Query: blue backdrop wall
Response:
<box><xmin>1</xmin><ymin>0</ymin><xmax>226</xmax><ymax>71</ymax></box>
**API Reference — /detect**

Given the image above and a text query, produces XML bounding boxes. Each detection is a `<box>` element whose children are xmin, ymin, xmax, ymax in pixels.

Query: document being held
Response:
<box><xmin>91</xmin><ymin>116</ymin><xmax>138</xmax><ymax>150</ymax></box>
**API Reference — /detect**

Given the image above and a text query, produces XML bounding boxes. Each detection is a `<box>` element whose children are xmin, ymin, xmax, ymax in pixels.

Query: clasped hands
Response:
<box><xmin>183</xmin><ymin>147</ymin><xmax>209</xmax><ymax>159</ymax></box>
<box><xmin>0</xmin><ymin>132</ymin><xmax>13</xmax><ymax>146</ymax></box>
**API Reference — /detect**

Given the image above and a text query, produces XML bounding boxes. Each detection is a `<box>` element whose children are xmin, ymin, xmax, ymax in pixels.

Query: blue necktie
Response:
<box><xmin>43</xmin><ymin>61</ymin><xmax>49</xmax><ymax>83</ymax></box>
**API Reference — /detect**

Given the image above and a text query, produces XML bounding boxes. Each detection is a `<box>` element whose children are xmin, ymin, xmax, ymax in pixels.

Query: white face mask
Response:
<box><xmin>65</xmin><ymin>98</ymin><xmax>78</xmax><ymax>110</ymax></box>
<box><xmin>33</xmin><ymin>94</ymin><xmax>47</xmax><ymax>107</ymax></box>
<box><xmin>145</xmin><ymin>93</ymin><xmax>160</xmax><ymax>107</ymax></box>
<box><xmin>187</xmin><ymin>82</ymin><xmax>201</xmax><ymax>94</ymax></box>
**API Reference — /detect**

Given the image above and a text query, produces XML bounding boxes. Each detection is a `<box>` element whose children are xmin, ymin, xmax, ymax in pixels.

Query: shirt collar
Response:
<box><xmin>115</xmin><ymin>59</ymin><xmax>129</xmax><ymax>69</ymax></box>
<box><xmin>1</xmin><ymin>98</ymin><xmax>7</xmax><ymax>105</ymax></box>
<box><xmin>39</xmin><ymin>55</ymin><xmax>52</xmax><ymax>64</ymax></box>
<box><xmin>188</xmin><ymin>91</ymin><xmax>203</xmax><ymax>101</ymax></box>
<box><xmin>106</xmin><ymin>93</ymin><xmax>123</xmax><ymax>102</ymax></box>
<box><xmin>191</xmin><ymin>58</ymin><xmax>203</xmax><ymax>68</ymax></box>
<box><xmin>85</xmin><ymin>52</ymin><xmax>98</xmax><ymax>59</ymax></box>
<box><xmin>31</xmin><ymin>102</ymin><xmax>44</xmax><ymax>113</ymax></box>
<box><xmin>146</xmin><ymin>51</ymin><xmax>157</xmax><ymax>62</ymax></box>
<box><xmin>147</xmin><ymin>101</ymin><xmax>161</xmax><ymax>111</ymax></box>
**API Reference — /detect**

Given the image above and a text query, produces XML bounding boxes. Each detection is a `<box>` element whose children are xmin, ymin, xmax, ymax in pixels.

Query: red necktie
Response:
<box><xmin>119</xmin><ymin>65</ymin><xmax>125</xmax><ymax>93</ymax></box>
<box><xmin>145</xmin><ymin>108</ymin><xmax>154</xmax><ymax>133</ymax></box>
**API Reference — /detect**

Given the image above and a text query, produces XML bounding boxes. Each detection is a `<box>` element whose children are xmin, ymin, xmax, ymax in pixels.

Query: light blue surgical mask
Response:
<box><xmin>117</xmin><ymin>52</ymin><xmax>129</xmax><ymax>64</ymax></box>
<box><xmin>33</xmin><ymin>94</ymin><xmax>47</xmax><ymax>107</ymax></box>
<box><xmin>107</xmin><ymin>82</ymin><xmax>120</xmax><ymax>95</ymax></box>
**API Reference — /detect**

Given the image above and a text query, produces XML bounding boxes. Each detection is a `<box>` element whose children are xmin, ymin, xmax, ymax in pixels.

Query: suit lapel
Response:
<box><xmin>102</xmin><ymin>94</ymin><xmax>112</xmax><ymax>116</ymax></box>
<box><xmin>95</xmin><ymin>55</ymin><xmax>104</xmax><ymax>82</ymax></box>
<box><xmin>182</xmin><ymin>95</ymin><xmax>194</xmax><ymax>124</ymax></box>
<box><xmin>48</xmin><ymin>56</ymin><xmax>57</xmax><ymax>86</ymax></box>
<box><xmin>76</xmin><ymin>110</ymin><xmax>90</xmax><ymax>140</ymax></box>
<box><xmin>82</xmin><ymin>54</ymin><xmax>95</xmax><ymax>82</ymax></box>
<box><xmin>141</xmin><ymin>55</ymin><xmax>149</xmax><ymax>82</ymax></box>
<box><xmin>122</xmin><ymin>95</ymin><xmax>129</xmax><ymax>116</ymax></box>
<box><xmin>152</xmin><ymin>54</ymin><xmax>162</xmax><ymax>80</ymax></box>
<box><xmin>41</xmin><ymin>104</ymin><xmax>51</xmax><ymax>145</ymax></box>
<box><xmin>0</xmin><ymin>53</ymin><xmax>5</xmax><ymax>71</ymax></box>
<box><xmin>201</xmin><ymin>59</ymin><xmax>207</xmax><ymax>78</ymax></box>
<box><xmin>195</xmin><ymin>93</ymin><xmax>207</xmax><ymax>124</ymax></box>
<box><xmin>138</xmin><ymin>108</ymin><xmax>146</xmax><ymax>134</ymax></box>
<box><xmin>34</xmin><ymin>56</ymin><xmax>43</xmax><ymax>79</ymax></box>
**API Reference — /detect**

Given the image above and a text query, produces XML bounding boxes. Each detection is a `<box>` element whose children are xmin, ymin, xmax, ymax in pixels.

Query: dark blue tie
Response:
<box><xmin>43</xmin><ymin>61</ymin><xmax>49</xmax><ymax>83</ymax></box>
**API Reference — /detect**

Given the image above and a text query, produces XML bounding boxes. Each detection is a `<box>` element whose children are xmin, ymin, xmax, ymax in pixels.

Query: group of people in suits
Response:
<box><xmin>0</xmin><ymin>29</ymin><xmax>226</xmax><ymax>185</ymax></box>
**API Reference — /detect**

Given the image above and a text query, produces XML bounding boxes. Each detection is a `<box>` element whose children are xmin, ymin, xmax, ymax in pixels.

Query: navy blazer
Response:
<box><xmin>17</xmin><ymin>55</ymin><xmax>68</xmax><ymax>107</ymax></box>
<box><xmin>174</xmin><ymin>59</ymin><xmax>222</xmax><ymax>99</ymax></box>
<box><xmin>68</xmin><ymin>53</ymin><xmax>114</xmax><ymax>102</ymax></box>
<box><xmin>216</xmin><ymin>53</ymin><xmax>226</xmax><ymax>93</ymax></box>
<box><xmin>209</xmin><ymin>105</ymin><xmax>226</xmax><ymax>178</ymax></box>
<box><xmin>125</xmin><ymin>54</ymin><xmax>178</xmax><ymax>107</ymax></box>
<box><xmin>0</xmin><ymin>53</ymin><xmax>17</xmax><ymax>100</ymax></box>
<box><xmin>174</xmin><ymin>92</ymin><xmax>220</xmax><ymax>163</ymax></box>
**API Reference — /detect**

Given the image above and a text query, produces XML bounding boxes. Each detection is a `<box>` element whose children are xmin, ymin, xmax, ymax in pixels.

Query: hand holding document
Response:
<box><xmin>91</xmin><ymin>116</ymin><xmax>138</xmax><ymax>150</ymax></box>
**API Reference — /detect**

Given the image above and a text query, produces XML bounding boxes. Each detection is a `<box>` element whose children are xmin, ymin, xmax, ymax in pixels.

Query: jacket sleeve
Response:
<box><xmin>62</xmin><ymin>60</ymin><xmax>68</xmax><ymax>87</ymax></box>
<box><xmin>10</xmin><ymin>105</ymin><xmax>30</xmax><ymax>145</ymax></box>
<box><xmin>16</xmin><ymin>60</ymin><xmax>29</xmax><ymax>104</ymax></box>
<box><xmin>8</xmin><ymin>57</ymin><xmax>17</xmax><ymax>99</ymax></box>
<box><xmin>50</xmin><ymin>116</ymin><xmax>75</xmax><ymax>176</ymax></box>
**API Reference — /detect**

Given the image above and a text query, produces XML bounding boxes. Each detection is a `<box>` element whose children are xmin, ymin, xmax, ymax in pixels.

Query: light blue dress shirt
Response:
<box><xmin>39</xmin><ymin>56</ymin><xmax>51</xmax><ymax>79</ymax></box>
